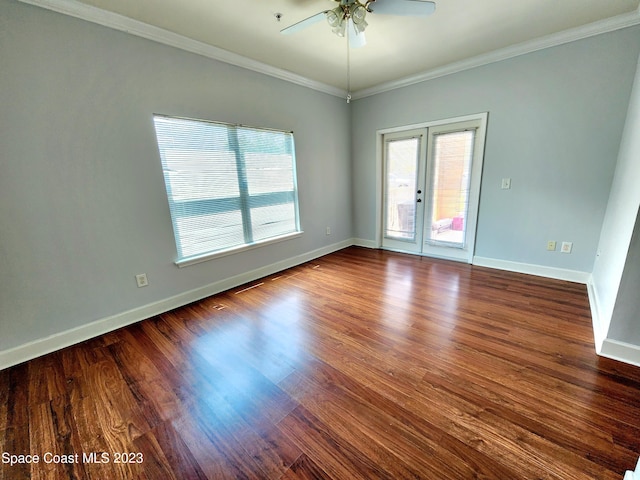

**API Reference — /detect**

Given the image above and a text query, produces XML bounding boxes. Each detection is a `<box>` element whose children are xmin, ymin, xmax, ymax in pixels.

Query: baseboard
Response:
<box><xmin>472</xmin><ymin>256</ymin><xmax>590</xmax><ymax>284</ymax></box>
<box><xmin>352</xmin><ymin>238</ymin><xmax>379</xmax><ymax>249</ymax></box>
<box><xmin>599</xmin><ymin>339</ymin><xmax>640</xmax><ymax>368</ymax></box>
<box><xmin>588</xmin><ymin>278</ymin><xmax>640</xmax><ymax>368</ymax></box>
<box><xmin>0</xmin><ymin>239</ymin><xmax>354</xmax><ymax>370</ymax></box>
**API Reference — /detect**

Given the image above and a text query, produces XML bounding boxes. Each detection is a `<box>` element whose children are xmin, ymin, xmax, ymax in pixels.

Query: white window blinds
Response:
<box><xmin>153</xmin><ymin>115</ymin><xmax>301</xmax><ymax>265</ymax></box>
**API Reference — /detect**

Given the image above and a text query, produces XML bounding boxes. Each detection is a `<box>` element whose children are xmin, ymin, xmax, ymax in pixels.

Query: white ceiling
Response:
<box><xmin>40</xmin><ymin>0</ymin><xmax>640</xmax><ymax>93</ymax></box>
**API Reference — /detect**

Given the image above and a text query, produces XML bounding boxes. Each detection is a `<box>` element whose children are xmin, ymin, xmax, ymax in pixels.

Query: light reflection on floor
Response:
<box><xmin>192</xmin><ymin>292</ymin><xmax>304</xmax><ymax>412</ymax></box>
<box><xmin>380</xmin><ymin>259</ymin><xmax>465</xmax><ymax>347</ymax></box>
<box><xmin>381</xmin><ymin>258</ymin><xmax>415</xmax><ymax>333</ymax></box>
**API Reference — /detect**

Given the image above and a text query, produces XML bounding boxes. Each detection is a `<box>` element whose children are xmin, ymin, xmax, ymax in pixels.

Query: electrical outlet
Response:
<box><xmin>561</xmin><ymin>242</ymin><xmax>573</xmax><ymax>254</ymax></box>
<box><xmin>501</xmin><ymin>178</ymin><xmax>511</xmax><ymax>189</ymax></box>
<box><xmin>135</xmin><ymin>273</ymin><xmax>149</xmax><ymax>287</ymax></box>
<box><xmin>547</xmin><ymin>241</ymin><xmax>556</xmax><ymax>251</ymax></box>
<box><xmin>326</xmin><ymin>226</ymin><xmax>331</xmax><ymax>235</ymax></box>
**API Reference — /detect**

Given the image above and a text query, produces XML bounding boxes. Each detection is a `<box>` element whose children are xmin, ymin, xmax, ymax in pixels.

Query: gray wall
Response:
<box><xmin>608</xmin><ymin>212</ymin><xmax>640</xmax><ymax>343</ymax></box>
<box><xmin>351</xmin><ymin>26</ymin><xmax>640</xmax><ymax>273</ymax></box>
<box><xmin>593</xmin><ymin>50</ymin><xmax>640</xmax><ymax>344</ymax></box>
<box><xmin>0</xmin><ymin>0</ymin><xmax>352</xmax><ymax>352</ymax></box>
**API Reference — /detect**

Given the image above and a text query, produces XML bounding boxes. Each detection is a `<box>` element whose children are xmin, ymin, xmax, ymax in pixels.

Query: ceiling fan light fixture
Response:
<box><xmin>327</xmin><ymin>6</ymin><xmax>347</xmax><ymax>36</ymax></box>
<box><xmin>326</xmin><ymin>6</ymin><xmax>344</xmax><ymax>28</ymax></box>
<box><xmin>351</xmin><ymin>4</ymin><xmax>367</xmax><ymax>26</ymax></box>
<box><xmin>328</xmin><ymin>3</ymin><xmax>367</xmax><ymax>38</ymax></box>
<box><xmin>332</xmin><ymin>21</ymin><xmax>347</xmax><ymax>37</ymax></box>
<box><xmin>350</xmin><ymin>4</ymin><xmax>368</xmax><ymax>35</ymax></box>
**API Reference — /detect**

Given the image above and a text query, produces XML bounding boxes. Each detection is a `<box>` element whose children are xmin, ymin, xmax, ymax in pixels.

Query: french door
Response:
<box><xmin>381</xmin><ymin>114</ymin><xmax>487</xmax><ymax>263</ymax></box>
<box><xmin>381</xmin><ymin>128</ymin><xmax>428</xmax><ymax>253</ymax></box>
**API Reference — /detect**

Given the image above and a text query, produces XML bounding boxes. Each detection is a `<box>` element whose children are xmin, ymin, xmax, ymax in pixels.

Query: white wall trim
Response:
<box><xmin>0</xmin><ymin>239</ymin><xmax>353</xmax><ymax>371</ymax></box>
<box><xmin>586</xmin><ymin>276</ymin><xmax>607</xmax><ymax>353</ymax></box>
<box><xmin>354</xmin><ymin>10</ymin><xmax>640</xmax><ymax>99</ymax></box>
<box><xmin>600</xmin><ymin>338</ymin><xmax>640</xmax><ymax>368</ymax></box>
<box><xmin>472</xmin><ymin>256</ymin><xmax>590</xmax><ymax>284</ymax></box>
<box><xmin>17</xmin><ymin>0</ymin><xmax>345</xmax><ymax>98</ymax></box>
<box><xmin>17</xmin><ymin>0</ymin><xmax>640</xmax><ymax>100</ymax></box>
<box><xmin>352</xmin><ymin>238</ymin><xmax>379</xmax><ymax>249</ymax></box>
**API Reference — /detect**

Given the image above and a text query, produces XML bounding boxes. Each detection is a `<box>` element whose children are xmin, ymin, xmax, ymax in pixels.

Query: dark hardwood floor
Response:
<box><xmin>2</xmin><ymin>246</ymin><xmax>640</xmax><ymax>479</ymax></box>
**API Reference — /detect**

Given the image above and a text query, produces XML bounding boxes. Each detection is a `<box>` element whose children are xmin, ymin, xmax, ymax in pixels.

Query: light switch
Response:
<box><xmin>501</xmin><ymin>178</ymin><xmax>511</xmax><ymax>189</ymax></box>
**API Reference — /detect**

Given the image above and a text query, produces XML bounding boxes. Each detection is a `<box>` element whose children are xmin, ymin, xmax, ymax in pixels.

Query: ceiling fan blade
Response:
<box><xmin>368</xmin><ymin>0</ymin><xmax>435</xmax><ymax>17</ymax></box>
<box><xmin>280</xmin><ymin>11</ymin><xmax>328</xmax><ymax>35</ymax></box>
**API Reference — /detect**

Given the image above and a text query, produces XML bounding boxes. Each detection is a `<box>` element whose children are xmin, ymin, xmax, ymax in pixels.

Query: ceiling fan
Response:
<box><xmin>281</xmin><ymin>0</ymin><xmax>436</xmax><ymax>48</ymax></box>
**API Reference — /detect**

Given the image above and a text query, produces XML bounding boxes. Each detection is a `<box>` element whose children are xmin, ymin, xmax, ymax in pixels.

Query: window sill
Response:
<box><xmin>175</xmin><ymin>231</ymin><xmax>304</xmax><ymax>268</ymax></box>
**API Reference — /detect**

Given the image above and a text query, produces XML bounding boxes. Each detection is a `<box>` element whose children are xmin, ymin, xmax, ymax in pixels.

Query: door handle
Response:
<box><xmin>417</xmin><ymin>199</ymin><xmax>422</xmax><ymax>203</ymax></box>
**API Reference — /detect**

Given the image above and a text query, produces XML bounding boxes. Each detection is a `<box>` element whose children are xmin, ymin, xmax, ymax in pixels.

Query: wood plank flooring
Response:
<box><xmin>2</xmin><ymin>246</ymin><xmax>640</xmax><ymax>479</ymax></box>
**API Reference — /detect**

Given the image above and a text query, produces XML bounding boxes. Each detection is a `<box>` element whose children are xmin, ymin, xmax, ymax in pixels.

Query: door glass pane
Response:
<box><xmin>385</xmin><ymin>138</ymin><xmax>419</xmax><ymax>240</ymax></box>
<box><xmin>426</xmin><ymin>130</ymin><xmax>474</xmax><ymax>246</ymax></box>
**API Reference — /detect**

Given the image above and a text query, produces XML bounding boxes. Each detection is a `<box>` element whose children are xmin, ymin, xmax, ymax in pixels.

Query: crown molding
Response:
<box><xmin>17</xmin><ymin>0</ymin><xmax>347</xmax><ymax>98</ymax></box>
<box><xmin>17</xmin><ymin>0</ymin><xmax>640</xmax><ymax>101</ymax></box>
<box><xmin>354</xmin><ymin>9</ymin><xmax>640</xmax><ymax>99</ymax></box>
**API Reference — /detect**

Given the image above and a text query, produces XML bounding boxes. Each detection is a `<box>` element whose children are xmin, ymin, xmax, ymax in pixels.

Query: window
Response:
<box><xmin>153</xmin><ymin>115</ymin><xmax>302</xmax><ymax>266</ymax></box>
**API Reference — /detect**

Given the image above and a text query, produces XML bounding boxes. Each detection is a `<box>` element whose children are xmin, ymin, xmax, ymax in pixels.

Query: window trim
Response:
<box><xmin>175</xmin><ymin>230</ymin><xmax>304</xmax><ymax>268</ymax></box>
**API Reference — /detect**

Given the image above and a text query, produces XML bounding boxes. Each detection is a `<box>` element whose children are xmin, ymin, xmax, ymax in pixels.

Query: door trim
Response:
<box><xmin>381</xmin><ymin>128</ymin><xmax>428</xmax><ymax>253</ymax></box>
<box><xmin>375</xmin><ymin>112</ymin><xmax>489</xmax><ymax>262</ymax></box>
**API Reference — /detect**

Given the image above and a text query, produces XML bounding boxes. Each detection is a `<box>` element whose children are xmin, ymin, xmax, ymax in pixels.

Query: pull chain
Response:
<box><xmin>346</xmin><ymin>21</ymin><xmax>351</xmax><ymax>103</ymax></box>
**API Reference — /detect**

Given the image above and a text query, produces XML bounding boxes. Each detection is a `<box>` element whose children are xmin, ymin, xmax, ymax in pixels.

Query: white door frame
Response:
<box><xmin>375</xmin><ymin>112</ymin><xmax>489</xmax><ymax>263</ymax></box>
<box><xmin>381</xmin><ymin>128</ymin><xmax>428</xmax><ymax>254</ymax></box>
